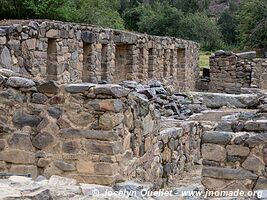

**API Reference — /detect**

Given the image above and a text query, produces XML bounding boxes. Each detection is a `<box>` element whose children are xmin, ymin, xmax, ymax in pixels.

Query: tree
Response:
<box><xmin>218</xmin><ymin>9</ymin><xmax>238</xmax><ymax>45</ymax></box>
<box><xmin>237</xmin><ymin>0</ymin><xmax>267</xmax><ymax>49</ymax></box>
<box><xmin>76</xmin><ymin>0</ymin><xmax>125</xmax><ymax>29</ymax></box>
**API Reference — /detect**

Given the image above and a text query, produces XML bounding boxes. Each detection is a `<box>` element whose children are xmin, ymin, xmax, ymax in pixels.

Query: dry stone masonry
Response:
<box><xmin>0</xmin><ymin>20</ymin><xmax>199</xmax><ymax>91</ymax></box>
<box><xmin>1</xmin><ymin>20</ymin><xmax>267</xmax><ymax>200</ymax></box>
<box><xmin>198</xmin><ymin>50</ymin><xmax>267</xmax><ymax>93</ymax></box>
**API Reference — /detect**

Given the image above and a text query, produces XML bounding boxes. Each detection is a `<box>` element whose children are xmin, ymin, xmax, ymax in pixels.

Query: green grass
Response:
<box><xmin>199</xmin><ymin>51</ymin><xmax>211</xmax><ymax>69</ymax></box>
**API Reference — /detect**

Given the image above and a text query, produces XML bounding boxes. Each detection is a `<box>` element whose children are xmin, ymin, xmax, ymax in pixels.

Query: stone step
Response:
<box><xmin>67</xmin><ymin>174</ymin><xmax>119</xmax><ymax>185</ymax></box>
<box><xmin>189</xmin><ymin>109</ymin><xmax>255</xmax><ymax>122</ymax></box>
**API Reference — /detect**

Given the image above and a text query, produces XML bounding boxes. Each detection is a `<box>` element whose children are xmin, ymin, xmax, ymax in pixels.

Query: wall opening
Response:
<box><xmin>148</xmin><ymin>48</ymin><xmax>154</xmax><ymax>78</ymax></box>
<box><xmin>114</xmin><ymin>44</ymin><xmax>130</xmax><ymax>82</ymax></box>
<box><xmin>170</xmin><ymin>50</ymin><xmax>175</xmax><ymax>76</ymax></box>
<box><xmin>101</xmin><ymin>44</ymin><xmax>108</xmax><ymax>81</ymax></box>
<box><xmin>82</xmin><ymin>42</ymin><xmax>93</xmax><ymax>82</ymax></box>
<box><xmin>47</xmin><ymin>39</ymin><xmax>57</xmax><ymax>80</ymax></box>
<box><xmin>177</xmin><ymin>48</ymin><xmax>185</xmax><ymax>68</ymax></box>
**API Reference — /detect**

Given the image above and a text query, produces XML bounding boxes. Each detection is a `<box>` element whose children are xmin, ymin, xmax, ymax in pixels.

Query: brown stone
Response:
<box><xmin>242</xmin><ymin>154</ymin><xmax>265</xmax><ymax>173</ymax></box>
<box><xmin>0</xmin><ymin>150</ymin><xmax>35</xmax><ymax>164</ymax></box>
<box><xmin>202</xmin><ymin>144</ymin><xmax>226</xmax><ymax>162</ymax></box>
<box><xmin>32</xmin><ymin>132</ymin><xmax>54</xmax><ymax>149</ymax></box>
<box><xmin>94</xmin><ymin>163</ymin><xmax>118</xmax><ymax>175</ymax></box>
<box><xmin>10</xmin><ymin>165</ymin><xmax>37</xmax><ymax>178</ymax></box>
<box><xmin>76</xmin><ymin>160</ymin><xmax>94</xmax><ymax>174</ymax></box>
<box><xmin>89</xmin><ymin>99</ymin><xmax>123</xmax><ymax>113</ymax></box>
<box><xmin>99</xmin><ymin>112</ymin><xmax>124</xmax><ymax>130</ymax></box>
<box><xmin>37</xmin><ymin>158</ymin><xmax>51</xmax><ymax>168</ymax></box>
<box><xmin>62</xmin><ymin>141</ymin><xmax>80</xmax><ymax>154</ymax></box>
<box><xmin>226</xmin><ymin>145</ymin><xmax>250</xmax><ymax>157</ymax></box>
<box><xmin>85</xmin><ymin>140</ymin><xmax>122</xmax><ymax>155</ymax></box>
<box><xmin>8</xmin><ymin>133</ymin><xmax>34</xmax><ymax>152</ymax></box>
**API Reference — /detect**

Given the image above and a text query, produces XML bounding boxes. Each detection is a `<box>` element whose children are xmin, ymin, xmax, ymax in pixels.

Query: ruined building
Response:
<box><xmin>0</xmin><ymin>20</ymin><xmax>199</xmax><ymax>91</ymax></box>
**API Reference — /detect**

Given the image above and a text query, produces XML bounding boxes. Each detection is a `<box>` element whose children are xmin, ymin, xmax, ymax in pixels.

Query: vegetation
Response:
<box><xmin>0</xmin><ymin>0</ymin><xmax>266</xmax><ymax>52</ymax></box>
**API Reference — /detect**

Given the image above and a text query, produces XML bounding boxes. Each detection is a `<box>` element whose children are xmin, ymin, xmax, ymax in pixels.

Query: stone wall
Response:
<box><xmin>197</xmin><ymin>51</ymin><xmax>267</xmax><ymax>93</ymax></box>
<box><xmin>0</xmin><ymin>74</ymin><xmax>202</xmax><ymax>187</ymax></box>
<box><xmin>0</xmin><ymin>20</ymin><xmax>199</xmax><ymax>91</ymax></box>
<box><xmin>201</xmin><ymin>112</ymin><xmax>267</xmax><ymax>192</ymax></box>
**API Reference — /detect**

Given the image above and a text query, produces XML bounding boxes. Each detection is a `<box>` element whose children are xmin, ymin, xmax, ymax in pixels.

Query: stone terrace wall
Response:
<box><xmin>0</xmin><ymin>75</ymin><xmax>202</xmax><ymax>188</ymax></box>
<box><xmin>201</xmin><ymin>110</ymin><xmax>267</xmax><ymax>193</ymax></box>
<box><xmin>0</xmin><ymin>20</ymin><xmax>199</xmax><ymax>91</ymax></box>
<box><xmin>199</xmin><ymin>51</ymin><xmax>267</xmax><ymax>93</ymax></box>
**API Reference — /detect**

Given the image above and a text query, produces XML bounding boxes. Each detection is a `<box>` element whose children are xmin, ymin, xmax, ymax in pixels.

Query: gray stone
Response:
<box><xmin>31</xmin><ymin>93</ymin><xmax>48</xmax><ymax>104</ymax></box>
<box><xmin>0</xmin><ymin>47</ymin><xmax>12</xmax><ymax>67</ymax></box>
<box><xmin>245</xmin><ymin>133</ymin><xmax>267</xmax><ymax>147</ymax></box>
<box><xmin>48</xmin><ymin>175</ymin><xmax>77</xmax><ymax>186</ymax></box>
<box><xmin>202</xmin><ymin>166</ymin><xmax>258</xmax><ymax>180</ymax></box>
<box><xmin>6</xmin><ymin>77</ymin><xmax>35</xmax><ymax>88</ymax></box>
<box><xmin>0</xmin><ymin>68</ymin><xmax>17</xmax><ymax>77</ymax></box>
<box><xmin>47</xmin><ymin>107</ymin><xmax>62</xmax><ymax>119</ymax></box>
<box><xmin>32</xmin><ymin>132</ymin><xmax>54</xmax><ymax>149</ymax></box>
<box><xmin>242</xmin><ymin>155</ymin><xmax>265</xmax><ymax>172</ymax></box>
<box><xmin>54</xmin><ymin>160</ymin><xmax>76</xmax><ymax>171</ymax></box>
<box><xmin>202</xmin><ymin>144</ymin><xmax>226</xmax><ymax>162</ymax></box>
<box><xmin>255</xmin><ymin>177</ymin><xmax>267</xmax><ymax>190</ymax></box>
<box><xmin>37</xmin><ymin>81</ymin><xmax>59</xmax><ymax>94</ymax></box>
<box><xmin>113</xmin><ymin>181</ymin><xmax>153</xmax><ymax>194</ymax></box>
<box><xmin>94</xmin><ymin>84</ymin><xmax>130</xmax><ymax>98</ymax></box>
<box><xmin>82</xmin><ymin>31</ymin><xmax>97</xmax><ymax>43</ymax></box>
<box><xmin>190</xmin><ymin>92</ymin><xmax>259</xmax><ymax>109</ymax></box>
<box><xmin>8</xmin><ymin>133</ymin><xmax>34</xmax><ymax>152</ymax></box>
<box><xmin>226</xmin><ymin>145</ymin><xmax>250</xmax><ymax>157</ymax></box>
<box><xmin>62</xmin><ymin>141</ymin><xmax>79</xmax><ymax>154</ymax></box>
<box><xmin>13</xmin><ymin>111</ymin><xmax>42</xmax><ymax>128</ymax></box>
<box><xmin>236</xmin><ymin>51</ymin><xmax>256</xmax><ymax>60</ymax></box>
<box><xmin>60</xmin><ymin>128</ymin><xmax>118</xmax><ymax>141</ymax></box>
<box><xmin>65</xmin><ymin>83</ymin><xmax>96</xmax><ymax>93</ymax></box>
<box><xmin>202</xmin><ymin>131</ymin><xmax>233</xmax><ymax>145</ymax></box>
<box><xmin>80</xmin><ymin>183</ymin><xmax>113</xmax><ymax>196</ymax></box>
<box><xmin>23</xmin><ymin>188</ymin><xmax>52</xmax><ymax>200</ymax></box>
<box><xmin>120</xmin><ymin>81</ymin><xmax>138</xmax><ymax>89</ymax></box>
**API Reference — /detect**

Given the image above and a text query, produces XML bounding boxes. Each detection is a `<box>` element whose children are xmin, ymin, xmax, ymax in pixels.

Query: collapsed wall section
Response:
<box><xmin>0</xmin><ymin>20</ymin><xmax>199</xmax><ymax>91</ymax></box>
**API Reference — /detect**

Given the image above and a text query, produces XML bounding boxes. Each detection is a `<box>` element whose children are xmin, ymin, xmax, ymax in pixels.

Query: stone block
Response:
<box><xmin>89</xmin><ymin>99</ymin><xmax>123</xmax><ymax>113</ymax></box>
<box><xmin>60</xmin><ymin>128</ymin><xmax>118</xmax><ymax>141</ymax></box>
<box><xmin>242</xmin><ymin>155</ymin><xmax>265</xmax><ymax>173</ymax></box>
<box><xmin>93</xmin><ymin>84</ymin><xmax>130</xmax><ymax>98</ymax></box>
<box><xmin>48</xmin><ymin>175</ymin><xmax>77</xmax><ymax>186</ymax></box>
<box><xmin>99</xmin><ymin>112</ymin><xmax>124</xmax><ymax>130</ymax></box>
<box><xmin>226</xmin><ymin>145</ymin><xmax>250</xmax><ymax>157</ymax></box>
<box><xmin>85</xmin><ymin>140</ymin><xmax>122</xmax><ymax>155</ymax></box>
<box><xmin>54</xmin><ymin>160</ymin><xmax>76</xmax><ymax>172</ymax></box>
<box><xmin>202</xmin><ymin>166</ymin><xmax>258</xmax><ymax>180</ymax></box>
<box><xmin>82</xmin><ymin>31</ymin><xmax>97</xmax><ymax>43</ymax></box>
<box><xmin>202</xmin><ymin>144</ymin><xmax>226</xmax><ymax>162</ymax></box>
<box><xmin>202</xmin><ymin>131</ymin><xmax>233</xmax><ymax>145</ymax></box>
<box><xmin>0</xmin><ymin>150</ymin><xmax>35</xmax><ymax>164</ymax></box>
<box><xmin>6</xmin><ymin>77</ymin><xmax>35</xmax><ymax>88</ymax></box>
<box><xmin>46</xmin><ymin>29</ymin><xmax>60</xmax><ymax>38</ymax></box>
<box><xmin>13</xmin><ymin>111</ymin><xmax>42</xmax><ymax>128</ymax></box>
<box><xmin>32</xmin><ymin>132</ymin><xmax>54</xmax><ymax>149</ymax></box>
<box><xmin>8</xmin><ymin>133</ymin><xmax>34</xmax><ymax>152</ymax></box>
<box><xmin>10</xmin><ymin>165</ymin><xmax>37</xmax><ymax>179</ymax></box>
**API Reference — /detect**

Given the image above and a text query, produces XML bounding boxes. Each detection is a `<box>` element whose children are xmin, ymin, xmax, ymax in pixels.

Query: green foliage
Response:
<box><xmin>0</xmin><ymin>0</ymin><xmax>266</xmax><ymax>51</ymax></box>
<box><xmin>76</xmin><ymin>0</ymin><xmax>124</xmax><ymax>29</ymax></box>
<box><xmin>237</xmin><ymin>0</ymin><xmax>267</xmax><ymax>49</ymax></box>
<box><xmin>218</xmin><ymin>9</ymin><xmax>238</xmax><ymax>45</ymax></box>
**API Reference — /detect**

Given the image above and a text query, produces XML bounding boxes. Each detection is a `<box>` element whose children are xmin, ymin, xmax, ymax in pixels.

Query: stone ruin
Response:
<box><xmin>198</xmin><ymin>50</ymin><xmax>267</xmax><ymax>93</ymax></box>
<box><xmin>0</xmin><ymin>20</ymin><xmax>266</xmax><ymax>200</ymax></box>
